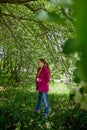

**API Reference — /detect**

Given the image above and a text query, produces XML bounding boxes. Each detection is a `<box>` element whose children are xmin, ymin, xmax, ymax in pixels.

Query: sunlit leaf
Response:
<box><xmin>35</xmin><ymin>10</ymin><xmax>64</xmax><ymax>23</ymax></box>
<box><xmin>50</xmin><ymin>0</ymin><xmax>73</xmax><ymax>8</ymax></box>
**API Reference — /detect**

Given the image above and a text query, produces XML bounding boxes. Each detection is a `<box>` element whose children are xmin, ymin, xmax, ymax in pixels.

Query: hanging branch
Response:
<box><xmin>0</xmin><ymin>0</ymin><xmax>35</xmax><ymax>4</ymax></box>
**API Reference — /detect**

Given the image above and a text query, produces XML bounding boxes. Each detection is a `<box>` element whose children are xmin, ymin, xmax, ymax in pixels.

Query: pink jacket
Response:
<box><xmin>36</xmin><ymin>66</ymin><xmax>50</xmax><ymax>92</ymax></box>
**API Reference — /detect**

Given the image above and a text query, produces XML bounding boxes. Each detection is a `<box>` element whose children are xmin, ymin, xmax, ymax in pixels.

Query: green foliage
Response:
<box><xmin>0</xmin><ymin>1</ymin><xmax>87</xmax><ymax>130</ymax></box>
<box><xmin>63</xmin><ymin>38</ymin><xmax>77</xmax><ymax>54</ymax></box>
<box><xmin>73</xmin><ymin>68</ymin><xmax>81</xmax><ymax>83</ymax></box>
<box><xmin>35</xmin><ymin>10</ymin><xmax>64</xmax><ymax>23</ymax></box>
<box><xmin>0</xmin><ymin>83</ymin><xmax>87</xmax><ymax>130</ymax></box>
<box><xmin>0</xmin><ymin>1</ymin><xmax>75</xmax><ymax>86</ymax></box>
<box><xmin>0</xmin><ymin>0</ymin><xmax>87</xmax><ymax>110</ymax></box>
<box><xmin>73</xmin><ymin>77</ymin><xmax>80</xmax><ymax>84</ymax></box>
<box><xmin>50</xmin><ymin>0</ymin><xmax>73</xmax><ymax>8</ymax></box>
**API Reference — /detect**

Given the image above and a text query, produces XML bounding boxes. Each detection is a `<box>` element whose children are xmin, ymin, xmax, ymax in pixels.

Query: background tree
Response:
<box><xmin>0</xmin><ymin>0</ymin><xmax>75</xmax><ymax>86</ymax></box>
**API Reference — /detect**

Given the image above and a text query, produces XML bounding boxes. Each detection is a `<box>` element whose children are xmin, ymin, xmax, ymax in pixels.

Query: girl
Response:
<box><xmin>35</xmin><ymin>59</ymin><xmax>50</xmax><ymax>117</ymax></box>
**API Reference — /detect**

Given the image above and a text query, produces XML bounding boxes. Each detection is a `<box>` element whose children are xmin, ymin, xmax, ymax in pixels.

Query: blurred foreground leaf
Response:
<box><xmin>63</xmin><ymin>38</ymin><xmax>77</xmax><ymax>54</ymax></box>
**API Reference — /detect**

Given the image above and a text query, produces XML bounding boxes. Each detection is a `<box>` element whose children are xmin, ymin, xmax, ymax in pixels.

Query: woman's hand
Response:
<box><xmin>36</xmin><ymin>78</ymin><xmax>41</xmax><ymax>82</ymax></box>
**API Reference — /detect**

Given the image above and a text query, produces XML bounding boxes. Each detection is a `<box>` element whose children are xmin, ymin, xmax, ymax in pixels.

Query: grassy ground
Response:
<box><xmin>0</xmin><ymin>82</ymin><xmax>87</xmax><ymax>130</ymax></box>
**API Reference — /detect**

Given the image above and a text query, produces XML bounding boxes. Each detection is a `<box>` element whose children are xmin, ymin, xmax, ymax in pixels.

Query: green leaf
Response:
<box><xmin>79</xmin><ymin>87</ymin><xmax>84</xmax><ymax>94</ymax></box>
<box><xmin>73</xmin><ymin>77</ymin><xmax>81</xmax><ymax>84</ymax></box>
<box><xmin>69</xmin><ymin>93</ymin><xmax>75</xmax><ymax>100</ymax></box>
<box><xmin>63</xmin><ymin>38</ymin><xmax>77</xmax><ymax>55</ymax></box>
<box><xmin>50</xmin><ymin>0</ymin><xmax>73</xmax><ymax>8</ymax></box>
<box><xmin>35</xmin><ymin>10</ymin><xmax>64</xmax><ymax>23</ymax></box>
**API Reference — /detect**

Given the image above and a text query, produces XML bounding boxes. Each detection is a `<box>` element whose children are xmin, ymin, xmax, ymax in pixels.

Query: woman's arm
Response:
<box><xmin>37</xmin><ymin>68</ymin><xmax>50</xmax><ymax>83</ymax></box>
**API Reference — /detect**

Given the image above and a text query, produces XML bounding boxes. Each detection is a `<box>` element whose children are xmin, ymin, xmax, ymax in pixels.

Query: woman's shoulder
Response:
<box><xmin>43</xmin><ymin>66</ymin><xmax>47</xmax><ymax>69</ymax></box>
<box><xmin>43</xmin><ymin>66</ymin><xmax>49</xmax><ymax>72</ymax></box>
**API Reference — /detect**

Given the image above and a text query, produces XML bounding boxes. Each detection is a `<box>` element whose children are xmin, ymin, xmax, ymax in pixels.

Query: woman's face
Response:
<box><xmin>38</xmin><ymin>60</ymin><xmax>44</xmax><ymax>67</ymax></box>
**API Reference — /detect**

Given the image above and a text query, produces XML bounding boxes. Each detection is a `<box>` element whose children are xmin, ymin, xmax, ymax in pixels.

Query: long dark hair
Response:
<box><xmin>39</xmin><ymin>58</ymin><xmax>50</xmax><ymax>71</ymax></box>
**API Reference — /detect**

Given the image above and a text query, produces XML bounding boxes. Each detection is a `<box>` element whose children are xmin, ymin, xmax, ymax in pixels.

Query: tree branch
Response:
<box><xmin>24</xmin><ymin>3</ymin><xmax>36</xmax><ymax>13</ymax></box>
<box><xmin>24</xmin><ymin>3</ymin><xmax>43</xmax><ymax>13</ymax></box>
<box><xmin>0</xmin><ymin>0</ymin><xmax>35</xmax><ymax>4</ymax></box>
<box><xmin>61</xmin><ymin>7</ymin><xmax>74</xmax><ymax>22</ymax></box>
<box><xmin>1</xmin><ymin>12</ymin><xmax>32</xmax><ymax>21</ymax></box>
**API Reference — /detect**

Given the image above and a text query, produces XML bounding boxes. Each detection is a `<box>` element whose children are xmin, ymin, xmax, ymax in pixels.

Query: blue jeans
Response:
<box><xmin>36</xmin><ymin>92</ymin><xmax>49</xmax><ymax>115</ymax></box>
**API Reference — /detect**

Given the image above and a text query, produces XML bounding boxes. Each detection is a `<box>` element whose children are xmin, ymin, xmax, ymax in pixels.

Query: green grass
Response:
<box><xmin>0</xmin><ymin>82</ymin><xmax>87</xmax><ymax>130</ymax></box>
<box><xmin>50</xmin><ymin>82</ymin><xmax>69</xmax><ymax>94</ymax></box>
